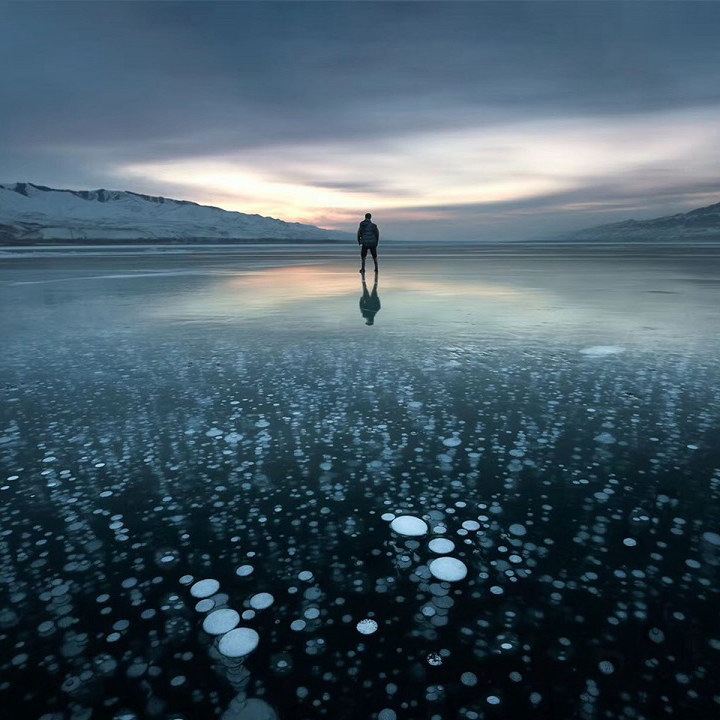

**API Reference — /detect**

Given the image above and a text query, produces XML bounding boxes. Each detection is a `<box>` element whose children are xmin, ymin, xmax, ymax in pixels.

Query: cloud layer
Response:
<box><xmin>2</xmin><ymin>1</ymin><xmax>720</xmax><ymax>240</ymax></box>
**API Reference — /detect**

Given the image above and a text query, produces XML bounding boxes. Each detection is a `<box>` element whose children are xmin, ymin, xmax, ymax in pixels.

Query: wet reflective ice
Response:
<box><xmin>2</xmin><ymin>245</ymin><xmax>720</xmax><ymax>719</ymax></box>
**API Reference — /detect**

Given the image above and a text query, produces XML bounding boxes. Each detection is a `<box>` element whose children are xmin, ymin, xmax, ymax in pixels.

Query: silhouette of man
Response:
<box><xmin>357</xmin><ymin>212</ymin><xmax>379</xmax><ymax>274</ymax></box>
<box><xmin>360</xmin><ymin>274</ymin><xmax>381</xmax><ymax>325</ymax></box>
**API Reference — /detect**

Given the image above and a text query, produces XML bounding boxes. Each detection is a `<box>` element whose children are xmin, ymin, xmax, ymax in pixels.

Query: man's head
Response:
<box><xmin>365</xmin><ymin>213</ymin><xmax>372</xmax><ymax>220</ymax></box>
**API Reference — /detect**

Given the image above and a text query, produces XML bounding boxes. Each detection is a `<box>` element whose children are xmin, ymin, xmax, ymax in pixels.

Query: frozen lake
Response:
<box><xmin>2</xmin><ymin>244</ymin><xmax>720</xmax><ymax>719</ymax></box>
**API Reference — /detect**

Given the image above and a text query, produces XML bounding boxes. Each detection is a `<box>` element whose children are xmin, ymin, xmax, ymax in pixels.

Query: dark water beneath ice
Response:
<box><xmin>2</xmin><ymin>244</ymin><xmax>720</xmax><ymax>720</ymax></box>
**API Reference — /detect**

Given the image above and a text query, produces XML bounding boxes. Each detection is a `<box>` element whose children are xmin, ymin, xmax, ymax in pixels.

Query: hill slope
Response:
<box><xmin>0</xmin><ymin>182</ymin><xmax>348</xmax><ymax>243</ymax></box>
<box><xmin>561</xmin><ymin>200</ymin><xmax>720</xmax><ymax>242</ymax></box>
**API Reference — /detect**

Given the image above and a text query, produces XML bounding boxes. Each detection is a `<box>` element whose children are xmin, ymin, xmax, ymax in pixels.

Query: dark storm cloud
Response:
<box><xmin>3</xmin><ymin>2</ymin><xmax>720</xmax><ymax>155</ymax></box>
<box><xmin>1</xmin><ymin>1</ymin><xmax>720</xmax><ymax>238</ymax></box>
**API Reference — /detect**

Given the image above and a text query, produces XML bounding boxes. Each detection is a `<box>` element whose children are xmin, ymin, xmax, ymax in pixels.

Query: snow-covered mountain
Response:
<box><xmin>0</xmin><ymin>182</ymin><xmax>348</xmax><ymax>243</ymax></box>
<box><xmin>560</xmin><ymin>200</ymin><xmax>720</xmax><ymax>242</ymax></box>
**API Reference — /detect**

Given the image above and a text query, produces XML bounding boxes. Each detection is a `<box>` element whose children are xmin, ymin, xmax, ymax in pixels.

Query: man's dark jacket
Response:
<box><xmin>357</xmin><ymin>219</ymin><xmax>379</xmax><ymax>247</ymax></box>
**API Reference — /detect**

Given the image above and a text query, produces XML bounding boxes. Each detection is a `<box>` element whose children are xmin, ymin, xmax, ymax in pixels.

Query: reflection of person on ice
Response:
<box><xmin>357</xmin><ymin>212</ymin><xmax>379</xmax><ymax>274</ymax></box>
<box><xmin>360</xmin><ymin>274</ymin><xmax>381</xmax><ymax>326</ymax></box>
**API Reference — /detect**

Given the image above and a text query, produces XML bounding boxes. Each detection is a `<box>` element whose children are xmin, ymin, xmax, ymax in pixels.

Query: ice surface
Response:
<box><xmin>580</xmin><ymin>345</ymin><xmax>626</xmax><ymax>356</ymax></box>
<box><xmin>3</xmin><ymin>248</ymin><xmax>720</xmax><ymax>720</ymax></box>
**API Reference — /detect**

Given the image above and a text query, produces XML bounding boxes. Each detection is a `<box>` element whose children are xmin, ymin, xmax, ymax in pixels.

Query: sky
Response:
<box><xmin>1</xmin><ymin>1</ymin><xmax>720</xmax><ymax>241</ymax></box>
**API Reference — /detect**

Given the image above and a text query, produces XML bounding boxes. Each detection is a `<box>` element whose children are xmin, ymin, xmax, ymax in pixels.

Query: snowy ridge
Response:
<box><xmin>560</xmin><ymin>200</ymin><xmax>720</xmax><ymax>243</ymax></box>
<box><xmin>0</xmin><ymin>182</ymin><xmax>348</xmax><ymax>243</ymax></box>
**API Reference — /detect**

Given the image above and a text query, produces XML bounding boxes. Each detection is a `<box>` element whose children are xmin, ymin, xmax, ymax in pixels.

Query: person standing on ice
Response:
<box><xmin>357</xmin><ymin>212</ymin><xmax>379</xmax><ymax>274</ymax></box>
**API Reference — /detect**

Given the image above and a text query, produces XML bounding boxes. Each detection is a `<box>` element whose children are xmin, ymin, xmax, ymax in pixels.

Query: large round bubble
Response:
<box><xmin>390</xmin><ymin>516</ymin><xmax>428</xmax><ymax>537</ymax></box>
<box><xmin>190</xmin><ymin>579</ymin><xmax>220</xmax><ymax>598</ymax></box>
<box><xmin>218</xmin><ymin>627</ymin><xmax>260</xmax><ymax>658</ymax></box>
<box><xmin>202</xmin><ymin>608</ymin><xmax>240</xmax><ymax>635</ymax></box>
<box><xmin>429</xmin><ymin>557</ymin><xmax>468</xmax><ymax>582</ymax></box>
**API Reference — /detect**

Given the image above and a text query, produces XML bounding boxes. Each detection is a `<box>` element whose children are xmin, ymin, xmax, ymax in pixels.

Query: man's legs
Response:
<box><xmin>360</xmin><ymin>244</ymin><xmax>368</xmax><ymax>273</ymax></box>
<box><xmin>370</xmin><ymin>246</ymin><xmax>378</xmax><ymax>272</ymax></box>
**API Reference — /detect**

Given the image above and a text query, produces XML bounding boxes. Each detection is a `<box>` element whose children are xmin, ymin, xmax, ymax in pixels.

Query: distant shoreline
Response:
<box><xmin>3</xmin><ymin>240</ymin><xmax>720</xmax><ymax>259</ymax></box>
